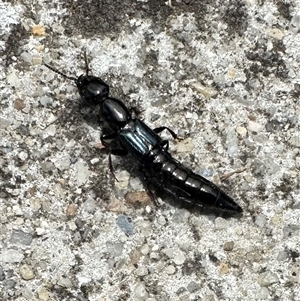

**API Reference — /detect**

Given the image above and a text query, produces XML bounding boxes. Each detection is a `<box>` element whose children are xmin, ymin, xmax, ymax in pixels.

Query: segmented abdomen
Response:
<box><xmin>143</xmin><ymin>146</ymin><xmax>242</xmax><ymax>213</ymax></box>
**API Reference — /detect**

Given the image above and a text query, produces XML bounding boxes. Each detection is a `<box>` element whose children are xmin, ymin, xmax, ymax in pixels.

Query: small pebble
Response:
<box><xmin>32</xmin><ymin>55</ymin><xmax>42</xmax><ymax>65</ymax></box>
<box><xmin>38</xmin><ymin>287</ymin><xmax>50</xmax><ymax>301</ymax></box>
<box><xmin>20</xmin><ymin>264</ymin><xmax>35</xmax><ymax>280</ymax></box>
<box><xmin>7</xmin><ymin>71</ymin><xmax>21</xmax><ymax>87</ymax></box>
<box><xmin>223</xmin><ymin>241</ymin><xmax>234</xmax><ymax>251</ymax></box>
<box><xmin>74</xmin><ymin>159</ymin><xmax>90</xmax><ymax>186</ymax></box>
<box><xmin>116</xmin><ymin>215</ymin><xmax>135</xmax><ymax>236</ymax></box>
<box><xmin>82</xmin><ymin>196</ymin><xmax>97</xmax><ymax>213</ymax></box>
<box><xmin>236</xmin><ymin>126</ymin><xmax>247</xmax><ymax>138</ymax></box>
<box><xmin>191</xmin><ymin>82</ymin><xmax>218</xmax><ymax>98</ymax></box>
<box><xmin>266</xmin><ymin>27</ymin><xmax>284</xmax><ymax>40</ymax></box>
<box><xmin>20</xmin><ymin>52</ymin><xmax>32</xmax><ymax>64</ymax></box>
<box><xmin>258</xmin><ymin>287</ymin><xmax>270</xmax><ymax>299</ymax></box>
<box><xmin>14</xmin><ymin>99</ymin><xmax>26</xmax><ymax>111</ymax></box>
<box><xmin>164</xmin><ymin>265</ymin><xmax>176</xmax><ymax>275</ymax></box>
<box><xmin>18</xmin><ymin>151</ymin><xmax>28</xmax><ymax>161</ymax></box>
<box><xmin>130</xmin><ymin>250</ymin><xmax>142</xmax><ymax>265</ymax></box>
<box><xmin>32</xmin><ymin>25</ymin><xmax>46</xmax><ymax>36</ymax></box>
<box><xmin>45</xmin><ymin>126</ymin><xmax>57</xmax><ymax>138</ymax></box>
<box><xmin>150</xmin><ymin>252</ymin><xmax>160</xmax><ymax>261</ymax></box>
<box><xmin>106</xmin><ymin>241</ymin><xmax>124</xmax><ymax>257</ymax></box>
<box><xmin>140</xmin><ymin>244</ymin><xmax>150</xmax><ymax>255</ymax></box>
<box><xmin>106</xmin><ymin>197</ymin><xmax>127</xmax><ymax>212</ymax></box>
<box><xmin>66</xmin><ymin>204</ymin><xmax>78</xmax><ymax>217</ymax></box>
<box><xmin>5</xmin><ymin>279</ymin><xmax>16</xmax><ymax>289</ymax></box>
<box><xmin>125</xmin><ymin>191</ymin><xmax>151</xmax><ymax>207</ymax></box>
<box><xmin>1</xmin><ymin>249</ymin><xmax>24</xmax><ymax>263</ymax></box>
<box><xmin>157</xmin><ymin>215</ymin><xmax>166</xmax><ymax>226</ymax></box>
<box><xmin>270</xmin><ymin>214</ymin><xmax>282</xmax><ymax>226</ymax></box>
<box><xmin>173</xmin><ymin>250</ymin><xmax>186</xmax><ymax>265</ymax></box>
<box><xmin>10</xmin><ymin>229</ymin><xmax>33</xmax><ymax>246</ymax></box>
<box><xmin>219</xmin><ymin>262</ymin><xmax>229</xmax><ymax>274</ymax></box>
<box><xmin>258</xmin><ymin>271</ymin><xmax>279</xmax><ymax>287</ymax></box>
<box><xmin>187</xmin><ymin>280</ymin><xmax>200</xmax><ymax>293</ymax></box>
<box><xmin>0</xmin><ymin>266</ymin><xmax>4</xmax><ymax>281</ymax></box>
<box><xmin>283</xmin><ymin>224</ymin><xmax>300</xmax><ymax>238</ymax></box>
<box><xmin>203</xmin><ymin>129</ymin><xmax>217</xmax><ymax>144</ymax></box>
<box><xmin>54</xmin><ymin>154</ymin><xmax>70</xmax><ymax>171</ymax></box>
<box><xmin>133</xmin><ymin>283</ymin><xmax>148</xmax><ymax>300</ymax></box>
<box><xmin>254</xmin><ymin>214</ymin><xmax>267</xmax><ymax>228</ymax></box>
<box><xmin>214</xmin><ymin>217</ymin><xmax>229</xmax><ymax>230</ymax></box>
<box><xmin>172</xmin><ymin>208</ymin><xmax>190</xmax><ymax>223</ymax></box>
<box><xmin>290</xmin><ymin>267</ymin><xmax>300</xmax><ymax>283</ymax></box>
<box><xmin>57</xmin><ymin>276</ymin><xmax>72</xmax><ymax>288</ymax></box>
<box><xmin>247</xmin><ymin>120</ymin><xmax>264</xmax><ymax>133</ymax></box>
<box><xmin>162</xmin><ymin>248</ymin><xmax>173</xmax><ymax>258</ymax></box>
<box><xmin>39</xmin><ymin>95</ymin><xmax>53</xmax><ymax>106</ymax></box>
<box><xmin>277</xmin><ymin>250</ymin><xmax>289</xmax><ymax>261</ymax></box>
<box><xmin>176</xmin><ymin>138</ymin><xmax>194</xmax><ymax>153</ymax></box>
<box><xmin>40</xmin><ymin>161</ymin><xmax>55</xmax><ymax>173</ymax></box>
<box><xmin>129</xmin><ymin>177</ymin><xmax>143</xmax><ymax>190</ymax></box>
<box><xmin>136</xmin><ymin>266</ymin><xmax>148</xmax><ymax>277</ymax></box>
<box><xmin>291</xmin><ymin>14</ymin><xmax>300</xmax><ymax>29</ymax></box>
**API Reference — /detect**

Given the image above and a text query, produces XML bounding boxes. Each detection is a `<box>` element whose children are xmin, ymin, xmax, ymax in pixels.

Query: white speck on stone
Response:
<box><xmin>247</xmin><ymin>121</ymin><xmax>264</xmax><ymax>133</ymax></box>
<box><xmin>18</xmin><ymin>151</ymin><xmax>28</xmax><ymax>161</ymax></box>
<box><xmin>236</xmin><ymin>126</ymin><xmax>247</xmax><ymax>138</ymax></box>
<box><xmin>90</xmin><ymin>158</ymin><xmax>99</xmax><ymax>164</ymax></box>
<box><xmin>145</xmin><ymin>205</ymin><xmax>152</xmax><ymax>214</ymax></box>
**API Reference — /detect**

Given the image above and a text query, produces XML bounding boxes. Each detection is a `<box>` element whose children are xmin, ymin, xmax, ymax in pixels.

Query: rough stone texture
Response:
<box><xmin>0</xmin><ymin>0</ymin><xmax>299</xmax><ymax>300</ymax></box>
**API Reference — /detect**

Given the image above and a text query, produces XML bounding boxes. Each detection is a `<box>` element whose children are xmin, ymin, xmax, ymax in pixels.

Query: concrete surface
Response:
<box><xmin>0</xmin><ymin>0</ymin><xmax>299</xmax><ymax>300</ymax></box>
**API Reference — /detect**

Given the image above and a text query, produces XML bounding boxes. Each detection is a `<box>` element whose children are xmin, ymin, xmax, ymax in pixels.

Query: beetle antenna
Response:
<box><xmin>83</xmin><ymin>48</ymin><xmax>91</xmax><ymax>76</ymax></box>
<box><xmin>43</xmin><ymin>63</ymin><xmax>77</xmax><ymax>82</ymax></box>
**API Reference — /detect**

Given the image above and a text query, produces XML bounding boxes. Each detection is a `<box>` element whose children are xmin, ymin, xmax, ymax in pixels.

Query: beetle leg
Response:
<box><xmin>153</xmin><ymin>126</ymin><xmax>177</xmax><ymax>140</ymax></box>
